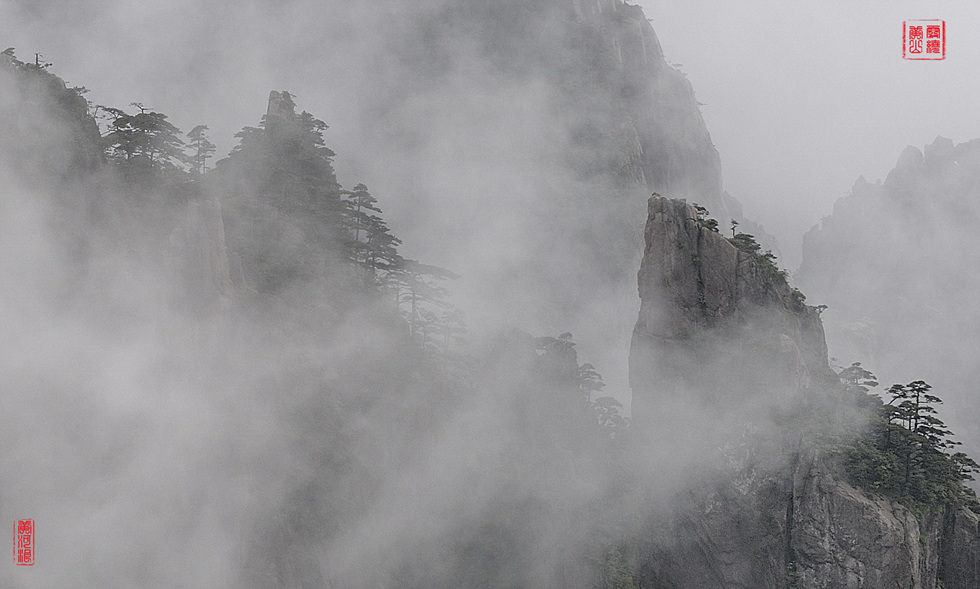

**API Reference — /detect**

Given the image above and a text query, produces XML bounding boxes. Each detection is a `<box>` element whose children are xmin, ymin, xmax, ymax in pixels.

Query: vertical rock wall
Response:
<box><xmin>627</xmin><ymin>193</ymin><xmax>980</xmax><ymax>588</ymax></box>
<box><xmin>629</xmin><ymin>194</ymin><xmax>833</xmax><ymax>425</ymax></box>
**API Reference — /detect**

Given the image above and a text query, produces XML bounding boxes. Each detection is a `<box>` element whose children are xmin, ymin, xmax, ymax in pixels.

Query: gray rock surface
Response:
<box><xmin>638</xmin><ymin>449</ymin><xmax>980</xmax><ymax>589</ymax></box>
<box><xmin>628</xmin><ymin>194</ymin><xmax>980</xmax><ymax>588</ymax></box>
<box><xmin>940</xmin><ymin>507</ymin><xmax>980</xmax><ymax>587</ymax></box>
<box><xmin>629</xmin><ymin>195</ymin><xmax>834</xmax><ymax>425</ymax></box>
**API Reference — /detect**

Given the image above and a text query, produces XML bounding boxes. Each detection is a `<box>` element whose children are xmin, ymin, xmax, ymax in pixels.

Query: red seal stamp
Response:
<box><xmin>904</xmin><ymin>20</ymin><xmax>945</xmax><ymax>60</ymax></box>
<box><xmin>13</xmin><ymin>519</ymin><xmax>33</xmax><ymax>566</ymax></box>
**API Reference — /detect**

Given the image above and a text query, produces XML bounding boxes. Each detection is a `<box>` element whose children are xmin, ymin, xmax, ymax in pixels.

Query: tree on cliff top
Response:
<box><xmin>841</xmin><ymin>366</ymin><xmax>980</xmax><ymax>512</ymax></box>
<box><xmin>186</xmin><ymin>124</ymin><xmax>216</xmax><ymax>174</ymax></box>
<box><xmin>100</xmin><ymin>103</ymin><xmax>189</xmax><ymax>182</ymax></box>
<box><xmin>341</xmin><ymin>183</ymin><xmax>403</xmax><ymax>282</ymax></box>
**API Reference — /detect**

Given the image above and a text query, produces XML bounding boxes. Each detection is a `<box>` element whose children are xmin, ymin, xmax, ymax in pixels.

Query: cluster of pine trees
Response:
<box><xmin>838</xmin><ymin>363</ymin><xmax>980</xmax><ymax>513</ymax></box>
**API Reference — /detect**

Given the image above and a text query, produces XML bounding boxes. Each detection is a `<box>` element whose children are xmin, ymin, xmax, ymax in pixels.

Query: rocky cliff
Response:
<box><xmin>628</xmin><ymin>194</ymin><xmax>980</xmax><ymax>589</ymax></box>
<box><xmin>637</xmin><ymin>449</ymin><xmax>980</xmax><ymax>589</ymax></box>
<box><xmin>565</xmin><ymin>0</ymin><xmax>722</xmax><ymax>203</ymax></box>
<box><xmin>559</xmin><ymin>0</ymin><xmax>769</xmax><ymax>238</ymax></box>
<box><xmin>558</xmin><ymin>0</ymin><xmax>746</xmax><ymax>222</ymax></box>
<box><xmin>629</xmin><ymin>195</ymin><xmax>834</xmax><ymax>426</ymax></box>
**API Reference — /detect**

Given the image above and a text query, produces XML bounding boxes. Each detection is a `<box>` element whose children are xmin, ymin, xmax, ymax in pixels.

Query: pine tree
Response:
<box><xmin>392</xmin><ymin>260</ymin><xmax>458</xmax><ymax>342</ymax></box>
<box><xmin>340</xmin><ymin>183</ymin><xmax>403</xmax><ymax>279</ymax></box>
<box><xmin>186</xmin><ymin>124</ymin><xmax>216</xmax><ymax>174</ymax></box>
<box><xmin>341</xmin><ymin>183</ymin><xmax>380</xmax><ymax>245</ymax></box>
<box><xmin>100</xmin><ymin>103</ymin><xmax>189</xmax><ymax>181</ymax></box>
<box><xmin>886</xmin><ymin>381</ymin><xmax>953</xmax><ymax>448</ymax></box>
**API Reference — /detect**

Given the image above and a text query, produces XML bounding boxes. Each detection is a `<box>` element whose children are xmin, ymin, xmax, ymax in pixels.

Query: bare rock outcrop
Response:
<box><xmin>571</xmin><ymin>0</ymin><xmax>729</xmax><ymax>212</ymax></box>
<box><xmin>628</xmin><ymin>193</ymin><xmax>980</xmax><ymax>588</ymax></box>
<box><xmin>629</xmin><ymin>195</ymin><xmax>834</xmax><ymax>425</ymax></box>
<box><xmin>639</xmin><ymin>450</ymin><xmax>980</xmax><ymax>589</ymax></box>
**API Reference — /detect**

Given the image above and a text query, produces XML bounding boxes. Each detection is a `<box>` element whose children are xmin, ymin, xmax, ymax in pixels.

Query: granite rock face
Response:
<box><xmin>627</xmin><ymin>194</ymin><xmax>980</xmax><ymax>589</ymax></box>
<box><xmin>629</xmin><ymin>195</ymin><xmax>834</xmax><ymax>424</ymax></box>
<box><xmin>790</xmin><ymin>452</ymin><xmax>934</xmax><ymax>588</ymax></box>
<box><xmin>940</xmin><ymin>507</ymin><xmax>980</xmax><ymax>585</ymax></box>
<box><xmin>564</xmin><ymin>0</ymin><xmax>732</xmax><ymax>216</ymax></box>
<box><xmin>639</xmin><ymin>450</ymin><xmax>980</xmax><ymax>589</ymax></box>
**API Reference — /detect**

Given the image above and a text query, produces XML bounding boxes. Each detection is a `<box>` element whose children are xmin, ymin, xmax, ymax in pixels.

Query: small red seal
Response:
<box><xmin>13</xmin><ymin>520</ymin><xmax>33</xmax><ymax>566</ymax></box>
<box><xmin>904</xmin><ymin>20</ymin><xmax>945</xmax><ymax>60</ymax></box>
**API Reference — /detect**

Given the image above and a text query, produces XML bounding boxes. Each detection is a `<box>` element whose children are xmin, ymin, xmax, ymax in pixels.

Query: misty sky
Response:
<box><xmin>4</xmin><ymin>1</ymin><xmax>979</xmax><ymax>269</ymax></box>
<box><xmin>644</xmin><ymin>0</ymin><xmax>980</xmax><ymax>267</ymax></box>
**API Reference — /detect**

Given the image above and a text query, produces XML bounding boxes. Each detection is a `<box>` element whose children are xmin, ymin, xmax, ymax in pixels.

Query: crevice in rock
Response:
<box><xmin>693</xmin><ymin>223</ymin><xmax>708</xmax><ymax>317</ymax></box>
<box><xmin>785</xmin><ymin>461</ymin><xmax>799</xmax><ymax>589</ymax></box>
